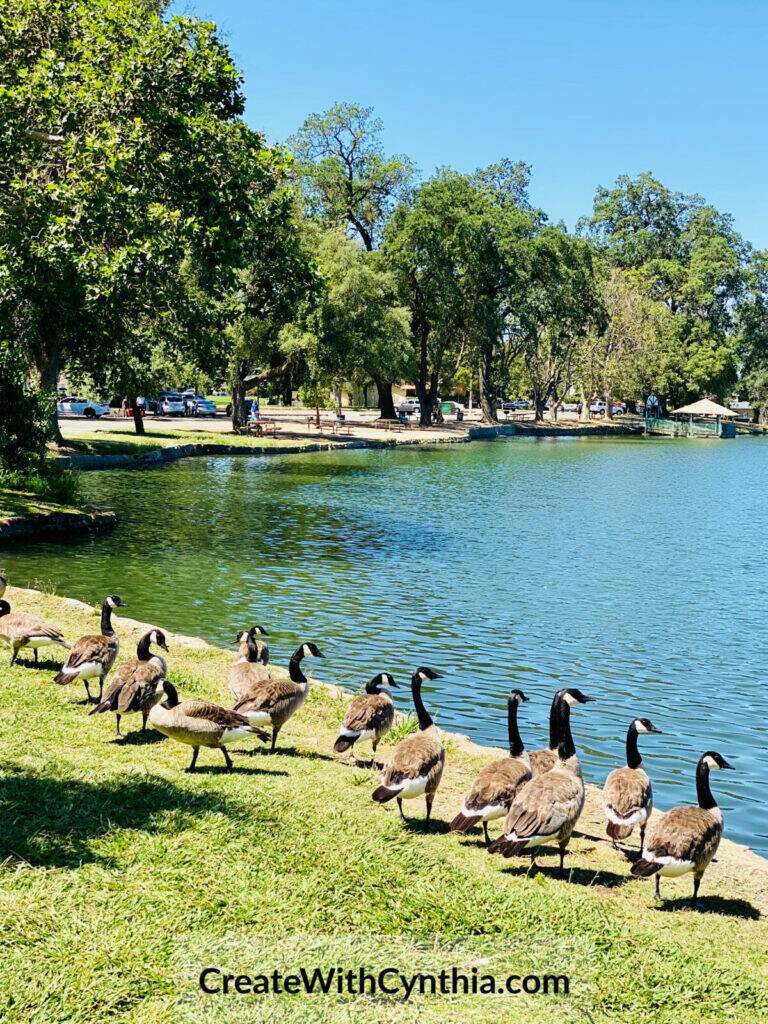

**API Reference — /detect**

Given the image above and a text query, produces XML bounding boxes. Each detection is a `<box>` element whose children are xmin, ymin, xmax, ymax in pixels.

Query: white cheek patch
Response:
<box><xmin>703</xmin><ymin>755</ymin><xmax>719</xmax><ymax>770</ymax></box>
<box><xmin>302</xmin><ymin>644</ymin><xmax>312</xmax><ymax>657</ymax></box>
<box><xmin>417</xmin><ymin>671</ymin><xmax>427</xmax><ymax>682</ymax></box>
<box><xmin>563</xmin><ymin>693</ymin><xmax>578</xmax><ymax>706</ymax></box>
<box><xmin>635</xmin><ymin>721</ymin><xmax>650</xmax><ymax>734</ymax></box>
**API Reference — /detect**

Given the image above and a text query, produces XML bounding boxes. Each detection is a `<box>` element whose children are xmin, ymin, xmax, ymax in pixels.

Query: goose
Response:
<box><xmin>149</xmin><ymin>679</ymin><xmax>268</xmax><ymax>771</ymax></box>
<box><xmin>528</xmin><ymin>689</ymin><xmax>575</xmax><ymax>776</ymax></box>
<box><xmin>333</xmin><ymin>672</ymin><xmax>399</xmax><ymax>764</ymax></box>
<box><xmin>372</xmin><ymin>667</ymin><xmax>444</xmax><ymax>822</ymax></box>
<box><xmin>488</xmin><ymin>687</ymin><xmax>594</xmax><ymax>874</ymax></box>
<box><xmin>450</xmin><ymin>689</ymin><xmax>532</xmax><ymax>846</ymax></box>
<box><xmin>231</xmin><ymin>642</ymin><xmax>325</xmax><ymax>752</ymax></box>
<box><xmin>0</xmin><ymin>599</ymin><xmax>69</xmax><ymax>666</ymax></box>
<box><xmin>89</xmin><ymin>629</ymin><xmax>169</xmax><ymax>735</ymax></box>
<box><xmin>229</xmin><ymin>626</ymin><xmax>270</xmax><ymax>701</ymax></box>
<box><xmin>631</xmin><ymin>751</ymin><xmax>733</xmax><ymax>905</ymax></box>
<box><xmin>52</xmin><ymin>595</ymin><xmax>126</xmax><ymax>702</ymax></box>
<box><xmin>602</xmin><ymin>717</ymin><xmax>662</xmax><ymax>849</ymax></box>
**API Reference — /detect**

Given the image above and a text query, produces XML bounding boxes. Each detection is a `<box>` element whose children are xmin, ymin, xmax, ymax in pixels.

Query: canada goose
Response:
<box><xmin>231</xmin><ymin>642</ymin><xmax>325</xmax><ymax>752</ymax></box>
<box><xmin>488</xmin><ymin>688</ymin><xmax>594</xmax><ymax>874</ymax></box>
<box><xmin>602</xmin><ymin>717</ymin><xmax>663</xmax><ymax>849</ymax></box>
<box><xmin>450</xmin><ymin>689</ymin><xmax>532</xmax><ymax>846</ymax></box>
<box><xmin>229</xmin><ymin>626</ymin><xmax>270</xmax><ymax>701</ymax></box>
<box><xmin>89</xmin><ymin>629</ymin><xmax>169</xmax><ymax>735</ymax></box>
<box><xmin>371</xmin><ymin>667</ymin><xmax>444</xmax><ymax>822</ymax></box>
<box><xmin>333</xmin><ymin>672</ymin><xmax>399</xmax><ymax>763</ymax></box>
<box><xmin>631</xmin><ymin>751</ymin><xmax>733</xmax><ymax>905</ymax></box>
<box><xmin>149</xmin><ymin>679</ymin><xmax>268</xmax><ymax>771</ymax></box>
<box><xmin>528</xmin><ymin>688</ymin><xmax>576</xmax><ymax>775</ymax></box>
<box><xmin>52</xmin><ymin>595</ymin><xmax>126</xmax><ymax>702</ymax></box>
<box><xmin>0</xmin><ymin>599</ymin><xmax>69</xmax><ymax>666</ymax></box>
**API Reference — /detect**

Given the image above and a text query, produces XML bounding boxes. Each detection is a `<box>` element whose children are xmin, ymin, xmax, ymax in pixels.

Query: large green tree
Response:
<box><xmin>579</xmin><ymin>172</ymin><xmax>747</xmax><ymax>403</ymax></box>
<box><xmin>0</xmin><ymin>0</ymin><xmax>290</xmax><ymax>441</ymax></box>
<box><xmin>288</xmin><ymin>103</ymin><xmax>414</xmax><ymax>418</ymax></box>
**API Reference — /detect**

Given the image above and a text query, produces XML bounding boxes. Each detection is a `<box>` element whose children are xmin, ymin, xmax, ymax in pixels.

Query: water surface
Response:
<box><xmin>6</xmin><ymin>437</ymin><xmax>767</xmax><ymax>854</ymax></box>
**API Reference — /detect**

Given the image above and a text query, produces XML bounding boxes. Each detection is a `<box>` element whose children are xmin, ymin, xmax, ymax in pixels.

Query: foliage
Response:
<box><xmin>0</xmin><ymin>0</ymin><xmax>293</xmax><ymax>437</ymax></box>
<box><xmin>0</xmin><ymin>340</ymin><xmax>51</xmax><ymax>473</ymax></box>
<box><xmin>288</xmin><ymin>102</ymin><xmax>415</xmax><ymax>251</ymax></box>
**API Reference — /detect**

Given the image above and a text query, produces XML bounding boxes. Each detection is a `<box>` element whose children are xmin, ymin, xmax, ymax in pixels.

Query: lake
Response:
<box><xmin>5</xmin><ymin>436</ymin><xmax>767</xmax><ymax>855</ymax></box>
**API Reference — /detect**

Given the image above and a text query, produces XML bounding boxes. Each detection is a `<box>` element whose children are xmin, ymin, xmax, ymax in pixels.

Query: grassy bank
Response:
<box><xmin>1</xmin><ymin>587</ymin><xmax>766</xmax><ymax>1024</ymax></box>
<box><xmin>57</xmin><ymin>427</ymin><xmax>336</xmax><ymax>458</ymax></box>
<box><xmin>0</xmin><ymin>487</ymin><xmax>83</xmax><ymax>520</ymax></box>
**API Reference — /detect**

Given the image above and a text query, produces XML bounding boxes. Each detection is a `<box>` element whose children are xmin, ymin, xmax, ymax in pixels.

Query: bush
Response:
<box><xmin>0</xmin><ymin>468</ymin><xmax>81</xmax><ymax>507</ymax></box>
<box><xmin>0</xmin><ymin>342</ymin><xmax>52</xmax><ymax>474</ymax></box>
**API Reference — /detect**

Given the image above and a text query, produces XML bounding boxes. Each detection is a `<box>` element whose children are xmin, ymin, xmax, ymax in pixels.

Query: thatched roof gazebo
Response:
<box><xmin>671</xmin><ymin>399</ymin><xmax>738</xmax><ymax>419</ymax></box>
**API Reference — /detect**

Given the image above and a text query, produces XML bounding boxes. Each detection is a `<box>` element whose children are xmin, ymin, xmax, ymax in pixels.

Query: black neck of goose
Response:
<box><xmin>507</xmin><ymin>699</ymin><xmax>524</xmax><ymax>757</ymax></box>
<box><xmin>0</xmin><ymin>600</ymin><xmax>9</xmax><ymax>618</ymax></box>
<box><xmin>626</xmin><ymin>724</ymin><xmax>642</xmax><ymax>769</ymax></box>
<box><xmin>412</xmin><ymin>676</ymin><xmax>433</xmax><ymax>731</ymax></box>
<box><xmin>289</xmin><ymin>651</ymin><xmax>307</xmax><ymax>683</ymax></box>
<box><xmin>136</xmin><ymin>634</ymin><xmax>152</xmax><ymax>661</ymax></box>
<box><xmin>100</xmin><ymin>601</ymin><xmax>115</xmax><ymax>636</ymax></box>
<box><xmin>163</xmin><ymin>681</ymin><xmax>179</xmax><ymax>708</ymax></box>
<box><xmin>245</xmin><ymin>637</ymin><xmax>259</xmax><ymax>663</ymax></box>
<box><xmin>554</xmin><ymin>698</ymin><xmax>576</xmax><ymax>760</ymax></box>
<box><xmin>547</xmin><ymin>693</ymin><xmax>560</xmax><ymax>749</ymax></box>
<box><xmin>696</xmin><ymin>759</ymin><xmax>717</xmax><ymax>810</ymax></box>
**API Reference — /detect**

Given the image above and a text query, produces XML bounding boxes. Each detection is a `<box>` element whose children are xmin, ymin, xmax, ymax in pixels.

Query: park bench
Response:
<box><xmin>238</xmin><ymin>418</ymin><xmax>279</xmax><ymax>438</ymax></box>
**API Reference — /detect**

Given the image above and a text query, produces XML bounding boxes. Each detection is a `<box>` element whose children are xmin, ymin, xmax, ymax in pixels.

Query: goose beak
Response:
<box><xmin>722</xmin><ymin>759</ymin><xmax>735</xmax><ymax>770</ymax></box>
<box><xmin>582</xmin><ymin>695</ymin><xmax>596</xmax><ymax>702</ymax></box>
<box><xmin>389</xmin><ymin>679</ymin><xmax>400</xmax><ymax>687</ymax></box>
<box><xmin>649</xmin><ymin>724</ymin><xmax>663</xmax><ymax>734</ymax></box>
<box><xmin>160</xmin><ymin>641</ymin><xmax>169</xmax><ymax>652</ymax></box>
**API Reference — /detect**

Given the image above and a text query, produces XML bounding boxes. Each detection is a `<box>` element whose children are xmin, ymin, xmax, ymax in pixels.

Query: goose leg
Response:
<box><xmin>97</xmin><ymin>677</ymin><xmax>104</xmax><ymax>704</ymax></box>
<box><xmin>691</xmin><ymin>876</ymin><xmax>702</xmax><ymax>908</ymax></box>
<box><xmin>371</xmin><ymin>739</ymin><xmax>378</xmax><ymax>768</ymax></box>
<box><xmin>530</xmin><ymin>851</ymin><xmax>538</xmax><ymax>870</ymax></box>
<box><xmin>83</xmin><ymin>679</ymin><xmax>92</xmax><ymax>703</ymax></box>
<box><xmin>186</xmin><ymin>747</ymin><xmax>200</xmax><ymax>773</ymax></box>
<box><xmin>270</xmin><ymin>726</ymin><xmax>280</xmax><ymax>753</ymax></box>
<box><xmin>115</xmin><ymin>714</ymin><xmax>121</xmax><ymax>737</ymax></box>
<box><xmin>482</xmin><ymin>822</ymin><xmax>490</xmax><ymax>847</ymax></box>
<box><xmin>639</xmin><ymin>824</ymin><xmax>646</xmax><ymax>850</ymax></box>
<box><xmin>221</xmin><ymin>747</ymin><xmax>234</xmax><ymax>772</ymax></box>
<box><xmin>397</xmin><ymin>797</ymin><xmax>406</xmax><ymax>821</ymax></box>
<box><xmin>9</xmin><ymin>646</ymin><xmax>18</xmax><ymax>666</ymax></box>
<box><xmin>425</xmin><ymin>794</ymin><xmax>434</xmax><ymax>822</ymax></box>
<box><xmin>33</xmin><ymin>647</ymin><xmax>39</xmax><ymax>665</ymax></box>
<box><xmin>654</xmin><ymin>874</ymin><xmax>661</xmax><ymax>901</ymax></box>
<box><xmin>558</xmin><ymin>843</ymin><xmax>567</xmax><ymax>878</ymax></box>
<box><xmin>141</xmin><ymin>709</ymin><xmax>148</xmax><ymax>732</ymax></box>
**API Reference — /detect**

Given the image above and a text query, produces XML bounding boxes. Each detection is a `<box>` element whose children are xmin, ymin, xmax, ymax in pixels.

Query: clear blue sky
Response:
<box><xmin>177</xmin><ymin>0</ymin><xmax>768</xmax><ymax>247</ymax></box>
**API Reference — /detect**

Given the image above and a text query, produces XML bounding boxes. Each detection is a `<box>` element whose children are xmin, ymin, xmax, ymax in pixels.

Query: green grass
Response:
<box><xmin>0</xmin><ymin>487</ymin><xmax>83</xmax><ymax>520</ymax></box>
<box><xmin>0</xmin><ymin>587</ymin><xmax>766</xmax><ymax>1023</ymax></box>
<box><xmin>58</xmin><ymin>427</ymin><xmax>340</xmax><ymax>457</ymax></box>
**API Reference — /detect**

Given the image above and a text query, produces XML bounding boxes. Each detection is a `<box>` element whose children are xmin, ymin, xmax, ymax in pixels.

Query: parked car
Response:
<box><xmin>157</xmin><ymin>393</ymin><xmax>185</xmax><ymax>416</ymax></box>
<box><xmin>187</xmin><ymin>396</ymin><xmax>217</xmax><ymax>417</ymax></box>
<box><xmin>560</xmin><ymin>401</ymin><xmax>582</xmax><ymax>414</ymax></box>
<box><xmin>57</xmin><ymin>396</ymin><xmax>110</xmax><ymax>419</ymax></box>
<box><xmin>398</xmin><ymin>398</ymin><xmax>421</xmax><ymax>416</ymax></box>
<box><xmin>224</xmin><ymin>398</ymin><xmax>258</xmax><ymax>418</ymax></box>
<box><xmin>512</xmin><ymin>398</ymin><xmax>531</xmax><ymax>410</ymax></box>
<box><xmin>588</xmin><ymin>400</ymin><xmax>626</xmax><ymax>416</ymax></box>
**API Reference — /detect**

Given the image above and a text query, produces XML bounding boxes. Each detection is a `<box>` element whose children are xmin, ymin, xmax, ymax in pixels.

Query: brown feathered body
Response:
<box><xmin>53</xmin><ymin>635</ymin><xmax>119</xmax><ymax>684</ymax></box>
<box><xmin>334</xmin><ymin>691</ymin><xmax>395</xmax><ymax>754</ymax></box>
<box><xmin>528</xmin><ymin>748</ymin><xmax>558</xmax><ymax>776</ymax></box>
<box><xmin>372</xmin><ymin>726</ymin><xmax>445</xmax><ymax>804</ymax></box>
<box><xmin>149</xmin><ymin>699</ymin><xmax>265</xmax><ymax>749</ymax></box>
<box><xmin>233</xmin><ymin>678</ymin><xmax>308</xmax><ymax>732</ymax></box>
<box><xmin>451</xmin><ymin>755</ymin><xmax>532</xmax><ymax>832</ymax></box>
<box><xmin>603</xmin><ymin>764</ymin><xmax>652</xmax><ymax>841</ymax></box>
<box><xmin>631</xmin><ymin>805</ymin><xmax>723</xmax><ymax>880</ymax></box>
<box><xmin>89</xmin><ymin>657</ymin><xmax>166</xmax><ymax>730</ymax></box>
<box><xmin>0</xmin><ymin>609</ymin><xmax>68</xmax><ymax>665</ymax></box>
<box><xmin>489</xmin><ymin>755</ymin><xmax>585</xmax><ymax>857</ymax></box>
<box><xmin>229</xmin><ymin>659</ymin><xmax>269</xmax><ymax>702</ymax></box>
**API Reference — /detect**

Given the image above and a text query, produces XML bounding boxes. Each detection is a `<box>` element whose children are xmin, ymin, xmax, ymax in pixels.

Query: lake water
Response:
<box><xmin>5</xmin><ymin>437</ymin><xmax>767</xmax><ymax>855</ymax></box>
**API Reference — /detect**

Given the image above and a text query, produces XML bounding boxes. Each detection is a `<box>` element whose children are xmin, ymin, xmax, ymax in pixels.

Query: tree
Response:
<box><xmin>737</xmin><ymin>251</ymin><xmax>768</xmax><ymax>423</ymax></box>
<box><xmin>279</xmin><ymin>227</ymin><xmax>410</xmax><ymax>425</ymax></box>
<box><xmin>579</xmin><ymin>172</ymin><xmax>748</xmax><ymax>403</ymax></box>
<box><xmin>0</xmin><ymin>339</ymin><xmax>51</xmax><ymax>474</ymax></box>
<box><xmin>288</xmin><ymin>103</ymin><xmax>414</xmax><ymax>417</ymax></box>
<box><xmin>0</xmin><ymin>0</ymin><xmax>291</xmax><ymax>441</ymax></box>
<box><xmin>517</xmin><ymin>229</ymin><xmax>606</xmax><ymax>421</ymax></box>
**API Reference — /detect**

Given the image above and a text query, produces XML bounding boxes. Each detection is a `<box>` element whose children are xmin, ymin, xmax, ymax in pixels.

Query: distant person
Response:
<box><xmin>646</xmin><ymin>392</ymin><xmax>660</xmax><ymax>418</ymax></box>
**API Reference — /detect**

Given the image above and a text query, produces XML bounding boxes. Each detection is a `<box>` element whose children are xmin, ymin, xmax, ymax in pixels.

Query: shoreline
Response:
<box><xmin>7</xmin><ymin>583</ymin><xmax>767</xmax><ymax>873</ymax></box>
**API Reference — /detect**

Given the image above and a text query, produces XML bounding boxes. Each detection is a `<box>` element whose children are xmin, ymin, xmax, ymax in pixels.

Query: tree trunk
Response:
<box><xmin>334</xmin><ymin>383</ymin><xmax>342</xmax><ymax>416</ymax></box>
<box><xmin>34</xmin><ymin>346</ymin><xmax>63</xmax><ymax>445</ymax></box>
<box><xmin>128</xmin><ymin>395</ymin><xmax>145</xmax><ymax>436</ymax></box>
<box><xmin>373</xmin><ymin>376</ymin><xmax>396</xmax><ymax>419</ymax></box>
<box><xmin>230</xmin><ymin>377</ymin><xmax>246</xmax><ymax>431</ymax></box>
<box><xmin>579</xmin><ymin>388</ymin><xmax>590</xmax><ymax>422</ymax></box>
<box><xmin>282</xmin><ymin>369</ymin><xmax>292</xmax><ymax>407</ymax></box>
<box><xmin>548</xmin><ymin>401</ymin><xmax>559</xmax><ymax>422</ymax></box>
<box><xmin>479</xmin><ymin>348</ymin><xmax>497</xmax><ymax>423</ymax></box>
<box><xmin>533</xmin><ymin>392</ymin><xmax>546</xmax><ymax>422</ymax></box>
<box><xmin>604</xmin><ymin>390</ymin><xmax>613</xmax><ymax>420</ymax></box>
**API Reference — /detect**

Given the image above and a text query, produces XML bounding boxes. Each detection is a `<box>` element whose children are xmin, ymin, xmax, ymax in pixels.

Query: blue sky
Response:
<box><xmin>177</xmin><ymin>0</ymin><xmax>768</xmax><ymax>248</ymax></box>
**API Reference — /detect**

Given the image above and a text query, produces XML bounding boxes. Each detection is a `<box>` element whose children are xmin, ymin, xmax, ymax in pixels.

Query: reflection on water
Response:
<box><xmin>6</xmin><ymin>437</ymin><xmax>768</xmax><ymax>854</ymax></box>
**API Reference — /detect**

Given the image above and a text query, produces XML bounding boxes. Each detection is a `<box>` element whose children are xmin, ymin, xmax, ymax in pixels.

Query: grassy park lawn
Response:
<box><xmin>57</xmin><ymin>427</ymin><xmax>336</xmax><ymax>458</ymax></box>
<box><xmin>0</xmin><ymin>587</ymin><xmax>766</xmax><ymax>1024</ymax></box>
<box><xmin>0</xmin><ymin>487</ymin><xmax>83</xmax><ymax>521</ymax></box>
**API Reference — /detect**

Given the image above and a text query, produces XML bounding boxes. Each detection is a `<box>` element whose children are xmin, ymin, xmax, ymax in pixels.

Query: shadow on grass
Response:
<box><xmin>0</xmin><ymin>766</ymin><xmax>250</xmax><ymax>869</ymax></box>
<box><xmin>654</xmin><ymin>894</ymin><xmax>761</xmax><ymax>919</ymax></box>
<box><xmin>400</xmin><ymin>816</ymin><xmax>451</xmax><ymax>836</ymax></box>
<box><xmin>112</xmin><ymin>730</ymin><xmax>166</xmax><ymax>746</ymax></box>
<box><xmin>10</xmin><ymin>656</ymin><xmax>68</xmax><ymax>672</ymax></box>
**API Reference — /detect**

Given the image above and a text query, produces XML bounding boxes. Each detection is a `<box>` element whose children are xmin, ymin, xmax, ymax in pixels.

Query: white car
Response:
<box><xmin>398</xmin><ymin>398</ymin><xmax>421</xmax><ymax>415</ymax></box>
<box><xmin>159</xmin><ymin>394</ymin><xmax>185</xmax><ymax>416</ymax></box>
<box><xmin>57</xmin><ymin>396</ymin><xmax>110</xmax><ymax>419</ymax></box>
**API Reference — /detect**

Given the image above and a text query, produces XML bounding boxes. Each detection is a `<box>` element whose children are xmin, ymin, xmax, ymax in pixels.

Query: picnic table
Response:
<box><xmin>238</xmin><ymin>417</ymin><xmax>279</xmax><ymax>438</ymax></box>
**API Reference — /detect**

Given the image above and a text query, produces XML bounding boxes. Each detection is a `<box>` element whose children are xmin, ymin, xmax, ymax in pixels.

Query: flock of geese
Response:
<box><xmin>0</xmin><ymin>575</ymin><xmax>734</xmax><ymax>907</ymax></box>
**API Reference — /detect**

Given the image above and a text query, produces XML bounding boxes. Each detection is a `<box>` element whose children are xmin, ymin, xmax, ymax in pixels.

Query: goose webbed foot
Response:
<box><xmin>482</xmin><ymin>822</ymin><xmax>490</xmax><ymax>847</ymax></box>
<box><xmin>397</xmin><ymin>797</ymin><xmax>406</xmax><ymax>821</ymax></box>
